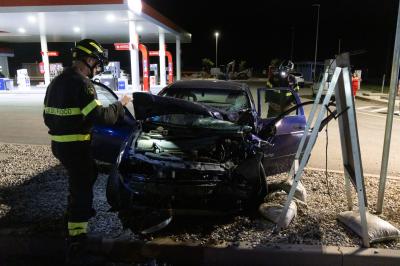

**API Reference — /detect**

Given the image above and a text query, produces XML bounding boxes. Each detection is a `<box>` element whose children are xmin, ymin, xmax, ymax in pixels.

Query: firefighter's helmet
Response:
<box><xmin>72</xmin><ymin>39</ymin><xmax>108</xmax><ymax>72</ymax></box>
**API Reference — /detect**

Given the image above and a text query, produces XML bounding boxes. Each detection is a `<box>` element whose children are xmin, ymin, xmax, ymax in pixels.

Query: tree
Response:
<box><xmin>201</xmin><ymin>58</ymin><xmax>214</xmax><ymax>74</ymax></box>
<box><xmin>239</xmin><ymin>60</ymin><xmax>247</xmax><ymax>72</ymax></box>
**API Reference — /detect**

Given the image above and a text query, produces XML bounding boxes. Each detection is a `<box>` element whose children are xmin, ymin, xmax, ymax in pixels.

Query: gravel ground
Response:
<box><xmin>0</xmin><ymin>142</ymin><xmax>399</xmax><ymax>251</ymax></box>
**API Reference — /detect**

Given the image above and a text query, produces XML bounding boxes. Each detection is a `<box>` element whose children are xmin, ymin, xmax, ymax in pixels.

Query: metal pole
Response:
<box><xmin>38</xmin><ymin>13</ymin><xmax>50</xmax><ymax>86</ymax></box>
<box><xmin>381</xmin><ymin>74</ymin><xmax>386</xmax><ymax>94</ymax></box>
<box><xmin>159</xmin><ymin>29</ymin><xmax>166</xmax><ymax>87</ymax></box>
<box><xmin>312</xmin><ymin>4</ymin><xmax>320</xmax><ymax>82</ymax></box>
<box><xmin>176</xmin><ymin>36</ymin><xmax>181</xmax><ymax>81</ymax></box>
<box><xmin>215</xmin><ymin>33</ymin><xmax>219</xmax><ymax>67</ymax></box>
<box><xmin>376</xmin><ymin>0</ymin><xmax>400</xmax><ymax>214</ymax></box>
<box><xmin>128</xmin><ymin>11</ymin><xmax>140</xmax><ymax>91</ymax></box>
<box><xmin>338</xmin><ymin>38</ymin><xmax>341</xmax><ymax>54</ymax></box>
<box><xmin>290</xmin><ymin>26</ymin><xmax>295</xmax><ymax>61</ymax></box>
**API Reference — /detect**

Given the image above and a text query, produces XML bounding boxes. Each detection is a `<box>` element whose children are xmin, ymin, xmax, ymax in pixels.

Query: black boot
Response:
<box><xmin>65</xmin><ymin>234</ymin><xmax>105</xmax><ymax>265</ymax></box>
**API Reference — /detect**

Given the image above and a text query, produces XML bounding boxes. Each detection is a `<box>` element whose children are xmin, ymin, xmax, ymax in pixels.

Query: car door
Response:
<box><xmin>257</xmin><ymin>87</ymin><xmax>306</xmax><ymax>174</ymax></box>
<box><xmin>91</xmin><ymin>81</ymin><xmax>137</xmax><ymax>164</ymax></box>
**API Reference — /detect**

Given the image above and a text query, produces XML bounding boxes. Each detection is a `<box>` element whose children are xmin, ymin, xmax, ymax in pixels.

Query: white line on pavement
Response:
<box><xmin>356</xmin><ymin>106</ymin><xmax>376</xmax><ymax>110</ymax></box>
<box><xmin>371</xmin><ymin>107</ymin><xmax>388</xmax><ymax>113</ymax></box>
<box><xmin>357</xmin><ymin>110</ymin><xmax>400</xmax><ymax>120</ymax></box>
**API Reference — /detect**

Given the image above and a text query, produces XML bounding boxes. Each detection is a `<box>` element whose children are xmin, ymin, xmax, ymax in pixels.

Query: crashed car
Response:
<box><xmin>90</xmin><ymin>80</ymin><xmax>307</xmax><ymax>227</ymax></box>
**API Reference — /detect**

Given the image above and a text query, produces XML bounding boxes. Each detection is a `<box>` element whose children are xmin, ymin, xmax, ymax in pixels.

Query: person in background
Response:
<box><xmin>352</xmin><ymin>72</ymin><xmax>360</xmax><ymax>96</ymax></box>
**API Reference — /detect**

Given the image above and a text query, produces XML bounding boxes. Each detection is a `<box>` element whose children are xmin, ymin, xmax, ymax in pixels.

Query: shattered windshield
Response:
<box><xmin>160</xmin><ymin>88</ymin><xmax>250</xmax><ymax>112</ymax></box>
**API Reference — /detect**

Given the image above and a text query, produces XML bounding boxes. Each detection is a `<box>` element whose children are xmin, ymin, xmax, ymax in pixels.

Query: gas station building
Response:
<box><xmin>0</xmin><ymin>0</ymin><xmax>191</xmax><ymax>92</ymax></box>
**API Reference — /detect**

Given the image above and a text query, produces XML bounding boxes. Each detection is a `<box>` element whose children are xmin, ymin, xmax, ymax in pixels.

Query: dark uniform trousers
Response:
<box><xmin>52</xmin><ymin>141</ymin><xmax>97</xmax><ymax>221</ymax></box>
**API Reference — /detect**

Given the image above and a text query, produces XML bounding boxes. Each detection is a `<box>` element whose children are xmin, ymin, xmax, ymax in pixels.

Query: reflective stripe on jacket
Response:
<box><xmin>43</xmin><ymin>67</ymin><xmax>124</xmax><ymax>142</ymax></box>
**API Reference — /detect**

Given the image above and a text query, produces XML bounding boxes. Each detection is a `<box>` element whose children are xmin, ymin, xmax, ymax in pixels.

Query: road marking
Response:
<box><xmin>357</xmin><ymin>110</ymin><xmax>400</xmax><ymax>120</ymax></box>
<box><xmin>356</xmin><ymin>106</ymin><xmax>376</xmax><ymax>110</ymax></box>
<box><xmin>371</xmin><ymin>107</ymin><xmax>387</xmax><ymax>113</ymax></box>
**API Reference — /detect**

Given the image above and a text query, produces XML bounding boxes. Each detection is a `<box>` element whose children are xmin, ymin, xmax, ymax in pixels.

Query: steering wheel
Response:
<box><xmin>179</xmin><ymin>92</ymin><xmax>197</xmax><ymax>102</ymax></box>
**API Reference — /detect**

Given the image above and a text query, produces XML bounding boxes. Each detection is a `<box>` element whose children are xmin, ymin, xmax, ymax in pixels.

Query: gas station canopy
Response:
<box><xmin>0</xmin><ymin>0</ymin><xmax>190</xmax><ymax>90</ymax></box>
<box><xmin>0</xmin><ymin>0</ymin><xmax>191</xmax><ymax>43</ymax></box>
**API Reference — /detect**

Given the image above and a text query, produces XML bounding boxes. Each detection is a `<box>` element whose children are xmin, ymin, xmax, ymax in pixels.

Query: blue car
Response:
<box><xmin>90</xmin><ymin>80</ymin><xmax>307</xmax><ymax>229</ymax></box>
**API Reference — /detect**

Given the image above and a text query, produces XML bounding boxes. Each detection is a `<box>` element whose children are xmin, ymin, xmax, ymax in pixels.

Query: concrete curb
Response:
<box><xmin>0</xmin><ymin>235</ymin><xmax>399</xmax><ymax>265</ymax></box>
<box><xmin>355</xmin><ymin>94</ymin><xmax>399</xmax><ymax>108</ymax></box>
<box><xmin>204</xmin><ymin>244</ymin><xmax>400</xmax><ymax>266</ymax></box>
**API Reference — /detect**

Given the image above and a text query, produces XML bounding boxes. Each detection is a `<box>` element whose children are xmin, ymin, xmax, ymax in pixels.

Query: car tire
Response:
<box><xmin>106</xmin><ymin>167</ymin><xmax>121</xmax><ymax>210</ymax></box>
<box><xmin>106</xmin><ymin>166</ymin><xmax>130</xmax><ymax>211</ymax></box>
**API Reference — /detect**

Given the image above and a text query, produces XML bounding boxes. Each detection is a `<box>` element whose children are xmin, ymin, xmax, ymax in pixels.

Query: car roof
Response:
<box><xmin>166</xmin><ymin>80</ymin><xmax>248</xmax><ymax>91</ymax></box>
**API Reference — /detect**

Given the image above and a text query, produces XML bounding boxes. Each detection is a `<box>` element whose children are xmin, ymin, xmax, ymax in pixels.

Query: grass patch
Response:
<box><xmin>360</xmin><ymin>84</ymin><xmax>390</xmax><ymax>93</ymax></box>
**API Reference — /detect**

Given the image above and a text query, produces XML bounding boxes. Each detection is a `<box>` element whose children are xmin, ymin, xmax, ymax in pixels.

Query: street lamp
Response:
<box><xmin>312</xmin><ymin>4</ymin><xmax>320</xmax><ymax>82</ymax></box>
<box><xmin>214</xmin><ymin>31</ymin><xmax>219</xmax><ymax>67</ymax></box>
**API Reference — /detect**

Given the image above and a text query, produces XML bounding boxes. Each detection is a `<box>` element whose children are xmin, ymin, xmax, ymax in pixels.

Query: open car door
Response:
<box><xmin>257</xmin><ymin>87</ymin><xmax>306</xmax><ymax>174</ymax></box>
<box><xmin>91</xmin><ymin>81</ymin><xmax>137</xmax><ymax>164</ymax></box>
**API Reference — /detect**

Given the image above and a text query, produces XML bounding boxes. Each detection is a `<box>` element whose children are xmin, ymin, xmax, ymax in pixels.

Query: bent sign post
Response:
<box><xmin>276</xmin><ymin>53</ymin><xmax>370</xmax><ymax>247</ymax></box>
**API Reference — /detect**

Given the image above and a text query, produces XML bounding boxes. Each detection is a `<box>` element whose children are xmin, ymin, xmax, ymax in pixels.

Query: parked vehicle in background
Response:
<box><xmin>291</xmin><ymin>72</ymin><xmax>305</xmax><ymax>88</ymax></box>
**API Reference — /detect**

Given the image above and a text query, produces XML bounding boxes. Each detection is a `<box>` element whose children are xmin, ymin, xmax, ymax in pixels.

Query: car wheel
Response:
<box><xmin>106</xmin><ymin>167</ymin><xmax>120</xmax><ymax>210</ymax></box>
<box><xmin>106</xmin><ymin>166</ymin><xmax>130</xmax><ymax>210</ymax></box>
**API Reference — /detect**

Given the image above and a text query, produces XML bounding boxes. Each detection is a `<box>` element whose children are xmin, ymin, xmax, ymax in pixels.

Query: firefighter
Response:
<box><xmin>266</xmin><ymin>60</ymin><xmax>300</xmax><ymax>91</ymax></box>
<box><xmin>43</xmin><ymin>39</ymin><xmax>131</xmax><ymax>259</ymax></box>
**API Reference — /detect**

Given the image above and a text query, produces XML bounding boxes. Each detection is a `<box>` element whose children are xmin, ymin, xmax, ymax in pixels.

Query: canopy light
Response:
<box><xmin>27</xmin><ymin>15</ymin><xmax>37</xmax><ymax>23</ymax></box>
<box><xmin>128</xmin><ymin>0</ymin><xmax>142</xmax><ymax>14</ymax></box>
<box><xmin>106</xmin><ymin>14</ymin><xmax>115</xmax><ymax>22</ymax></box>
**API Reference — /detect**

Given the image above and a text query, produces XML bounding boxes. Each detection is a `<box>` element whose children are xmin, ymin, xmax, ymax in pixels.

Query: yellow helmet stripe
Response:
<box><xmin>89</xmin><ymin>42</ymin><xmax>103</xmax><ymax>53</ymax></box>
<box><xmin>76</xmin><ymin>45</ymin><xmax>92</xmax><ymax>55</ymax></box>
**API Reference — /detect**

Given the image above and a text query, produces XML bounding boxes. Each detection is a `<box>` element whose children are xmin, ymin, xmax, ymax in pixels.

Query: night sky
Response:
<box><xmin>3</xmin><ymin>0</ymin><xmax>400</xmax><ymax>82</ymax></box>
<box><xmin>145</xmin><ymin>0</ymin><xmax>399</xmax><ymax>81</ymax></box>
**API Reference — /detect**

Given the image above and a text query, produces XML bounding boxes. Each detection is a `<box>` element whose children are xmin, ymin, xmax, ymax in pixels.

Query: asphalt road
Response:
<box><xmin>0</xmin><ymin>88</ymin><xmax>399</xmax><ymax>176</ymax></box>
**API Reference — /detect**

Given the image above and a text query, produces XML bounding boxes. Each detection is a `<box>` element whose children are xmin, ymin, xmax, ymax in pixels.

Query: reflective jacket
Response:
<box><xmin>267</xmin><ymin>72</ymin><xmax>299</xmax><ymax>91</ymax></box>
<box><xmin>43</xmin><ymin>66</ymin><xmax>124</xmax><ymax>142</ymax></box>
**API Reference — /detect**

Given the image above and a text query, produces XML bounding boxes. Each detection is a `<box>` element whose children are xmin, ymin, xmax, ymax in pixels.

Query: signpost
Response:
<box><xmin>276</xmin><ymin>53</ymin><xmax>370</xmax><ymax>247</ymax></box>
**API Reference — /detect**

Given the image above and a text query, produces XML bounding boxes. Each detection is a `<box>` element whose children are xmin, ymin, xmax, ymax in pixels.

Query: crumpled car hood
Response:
<box><xmin>132</xmin><ymin>92</ymin><xmax>215</xmax><ymax>120</ymax></box>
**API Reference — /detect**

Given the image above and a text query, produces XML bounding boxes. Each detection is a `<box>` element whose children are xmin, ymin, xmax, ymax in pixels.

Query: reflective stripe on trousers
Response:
<box><xmin>68</xmin><ymin>222</ymin><xmax>88</xmax><ymax>236</ymax></box>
